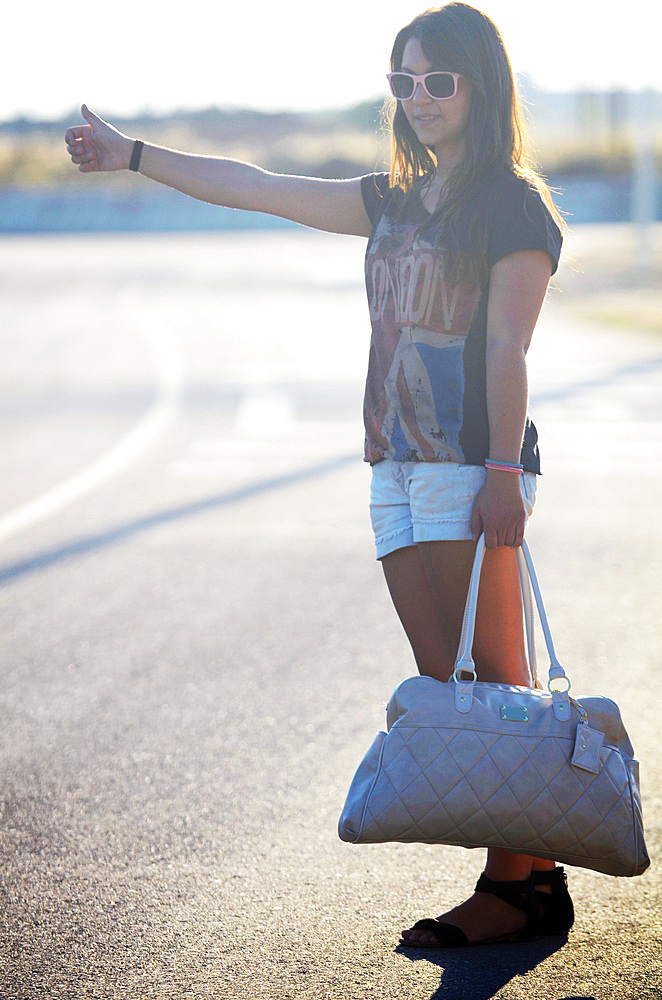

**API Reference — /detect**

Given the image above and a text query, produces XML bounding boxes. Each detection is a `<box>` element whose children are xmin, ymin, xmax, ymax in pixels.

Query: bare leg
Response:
<box><xmin>381</xmin><ymin>539</ymin><xmax>531</xmax><ymax>683</ymax></box>
<box><xmin>380</xmin><ymin>540</ymin><xmax>550</xmax><ymax>944</ymax></box>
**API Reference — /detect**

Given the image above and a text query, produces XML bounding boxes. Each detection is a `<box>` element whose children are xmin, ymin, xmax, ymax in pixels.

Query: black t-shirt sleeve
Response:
<box><xmin>487</xmin><ymin>176</ymin><xmax>562</xmax><ymax>274</ymax></box>
<box><xmin>361</xmin><ymin>172</ymin><xmax>391</xmax><ymax>225</ymax></box>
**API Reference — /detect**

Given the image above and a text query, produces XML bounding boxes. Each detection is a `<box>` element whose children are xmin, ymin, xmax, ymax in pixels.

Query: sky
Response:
<box><xmin>10</xmin><ymin>0</ymin><xmax>659</xmax><ymax>123</ymax></box>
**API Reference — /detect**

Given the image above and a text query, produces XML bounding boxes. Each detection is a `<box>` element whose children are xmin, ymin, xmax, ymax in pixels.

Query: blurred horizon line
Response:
<box><xmin>2</xmin><ymin>75</ymin><xmax>662</xmax><ymax>129</ymax></box>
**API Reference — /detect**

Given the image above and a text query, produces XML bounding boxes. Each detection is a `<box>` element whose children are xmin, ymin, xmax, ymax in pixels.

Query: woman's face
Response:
<box><xmin>399</xmin><ymin>36</ymin><xmax>472</xmax><ymax>164</ymax></box>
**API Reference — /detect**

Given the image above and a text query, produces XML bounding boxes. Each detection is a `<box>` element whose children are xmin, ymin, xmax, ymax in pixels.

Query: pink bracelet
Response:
<box><xmin>485</xmin><ymin>458</ymin><xmax>524</xmax><ymax>474</ymax></box>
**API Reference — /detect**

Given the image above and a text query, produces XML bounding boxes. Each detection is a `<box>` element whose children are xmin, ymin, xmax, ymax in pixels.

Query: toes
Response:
<box><xmin>402</xmin><ymin>928</ymin><xmax>437</xmax><ymax>944</ymax></box>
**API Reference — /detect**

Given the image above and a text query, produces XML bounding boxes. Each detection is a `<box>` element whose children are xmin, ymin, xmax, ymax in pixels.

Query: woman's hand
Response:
<box><xmin>470</xmin><ymin>470</ymin><xmax>526</xmax><ymax>549</ymax></box>
<box><xmin>65</xmin><ymin>104</ymin><xmax>133</xmax><ymax>173</ymax></box>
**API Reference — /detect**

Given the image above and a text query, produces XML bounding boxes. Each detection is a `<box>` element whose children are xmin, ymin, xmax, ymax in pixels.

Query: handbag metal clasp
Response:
<box><xmin>452</xmin><ymin>662</ymin><xmax>476</xmax><ymax>713</ymax></box>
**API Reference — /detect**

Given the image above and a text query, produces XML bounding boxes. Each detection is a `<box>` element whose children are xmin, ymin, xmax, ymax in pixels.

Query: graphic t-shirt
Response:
<box><xmin>360</xmin><ymin>170</ymin><xmax>562</xmax><ymax>472</ymax></box>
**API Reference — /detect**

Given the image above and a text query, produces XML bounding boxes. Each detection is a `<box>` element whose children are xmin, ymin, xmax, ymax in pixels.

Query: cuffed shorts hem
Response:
<box><xmin>374</xmin><ymin>518</ymin><xmax>474</xmax><ymax>558</ymax></box>
<box><xmin>374</xmin><ymin>525</ymin><xmax>415</xmax><ymax>559</ymax></box>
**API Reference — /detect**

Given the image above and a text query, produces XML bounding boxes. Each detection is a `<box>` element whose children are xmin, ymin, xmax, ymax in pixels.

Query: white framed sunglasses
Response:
<box><xmin>387</xmin><ymin>70</ymin><xmax>461</xmax><ymax>101</ymax></box>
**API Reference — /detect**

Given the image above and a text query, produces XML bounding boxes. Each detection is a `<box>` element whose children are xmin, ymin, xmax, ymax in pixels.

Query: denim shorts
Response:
<box><xmin>369</xmin><ymin>460</ymin><xmax>537</xmax><ymax>559</ymax></box>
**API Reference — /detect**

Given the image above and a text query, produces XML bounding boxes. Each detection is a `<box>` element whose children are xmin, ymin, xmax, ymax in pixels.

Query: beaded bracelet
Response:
<box><xmin>485</xmin><ymin>458</ymin><xmax>524</xmax><ymax>474</ymax></box>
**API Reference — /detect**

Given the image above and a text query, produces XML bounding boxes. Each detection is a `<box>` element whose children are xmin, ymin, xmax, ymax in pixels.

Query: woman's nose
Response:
<box><xmin>412</xmin><ymin>82</ymin><xmax>432</xmax><ymax>102</ymax></box>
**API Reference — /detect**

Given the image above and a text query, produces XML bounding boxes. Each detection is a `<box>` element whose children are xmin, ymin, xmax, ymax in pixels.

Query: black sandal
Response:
<box><xmin>399</xmin><ymin>873</ymin><xmax>541</xmax><ymax>949</ymax></box>
<box><xmin>531</xmin><ymin>867</ymin><xmax>575</xmax><ymax>934</ymax></box>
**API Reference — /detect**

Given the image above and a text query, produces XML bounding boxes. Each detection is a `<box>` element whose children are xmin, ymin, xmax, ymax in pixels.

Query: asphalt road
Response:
<box><xmin>0</xmin><ymin>228</ymin><xmax>660</xmax><ymax>1000</ymax></box>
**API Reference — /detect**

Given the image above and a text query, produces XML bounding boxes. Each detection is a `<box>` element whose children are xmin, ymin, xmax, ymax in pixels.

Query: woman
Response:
<box><xmin>65</xmin><ymin>2</ymin><xmax>573</xmax><ymax>947</ymax></box>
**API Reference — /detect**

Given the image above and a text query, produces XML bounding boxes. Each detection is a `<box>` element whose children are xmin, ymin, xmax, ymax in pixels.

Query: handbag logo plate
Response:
<box><xmin>500</xmin><ymin>705</ymin><xmax>529</xmax><ymax>722</ymax></box>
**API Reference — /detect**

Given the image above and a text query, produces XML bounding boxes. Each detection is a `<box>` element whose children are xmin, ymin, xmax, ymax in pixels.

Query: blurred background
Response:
<box><xmin>2</xmin><ymin>0</ymin><xmax>661</xmax><ymax>238</ymax></box>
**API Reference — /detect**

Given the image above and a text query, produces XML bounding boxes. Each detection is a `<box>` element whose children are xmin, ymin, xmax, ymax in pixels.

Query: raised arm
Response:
<box><xmin>65</xmin><ymin>105</ymin><xmax>373</xmax><ymax>238</ymax></box>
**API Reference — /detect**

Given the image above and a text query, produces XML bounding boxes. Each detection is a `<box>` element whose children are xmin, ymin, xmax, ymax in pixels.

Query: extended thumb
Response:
<box><xmin>81</xmin><ymin>103</ymin><xmax>97</xmax><ymax>124</ymax></box>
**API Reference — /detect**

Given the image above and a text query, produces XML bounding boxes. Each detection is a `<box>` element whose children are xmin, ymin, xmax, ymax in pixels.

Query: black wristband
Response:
<box><xmin>129</xmin><ymin>139</ymin><xmax>144</xmax><ymax>172</ymax></box>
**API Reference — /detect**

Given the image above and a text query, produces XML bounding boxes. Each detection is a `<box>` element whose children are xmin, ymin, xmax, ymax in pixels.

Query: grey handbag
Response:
<box><xmin>338</xmin><ymin>536</ymin><xmax>649</xmax><ymax>877</ymax></box>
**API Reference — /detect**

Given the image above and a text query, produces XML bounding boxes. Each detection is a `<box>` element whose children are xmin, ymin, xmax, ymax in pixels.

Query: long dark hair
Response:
<box><xmin>387</xmin><ymin>3</ymin><xmax>563</xmax><ymax>283</ymax></box>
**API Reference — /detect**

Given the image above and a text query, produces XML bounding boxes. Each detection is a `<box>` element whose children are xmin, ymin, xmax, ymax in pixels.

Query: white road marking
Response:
<box><xmin>0</xmin><ymin>293</ymin><xmax>182</xmax><ymax>542</ymax></box>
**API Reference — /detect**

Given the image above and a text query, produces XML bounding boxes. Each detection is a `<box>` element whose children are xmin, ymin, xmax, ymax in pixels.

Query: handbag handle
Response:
<box><xmin>518</xmin><ymin>549</ymin><xmax>538</xmax><ymax>686</ymax></box>
<box><xmin>452</xmin><ymin>535</ymin><xmax>572</xmax><ymax>720</ymax></box>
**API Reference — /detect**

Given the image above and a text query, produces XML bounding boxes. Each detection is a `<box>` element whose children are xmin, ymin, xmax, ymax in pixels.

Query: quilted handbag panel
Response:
<box><xmin>338</xmin><ymin>676</ymin><xmax>649</xmax><ymax>877</ymax></box>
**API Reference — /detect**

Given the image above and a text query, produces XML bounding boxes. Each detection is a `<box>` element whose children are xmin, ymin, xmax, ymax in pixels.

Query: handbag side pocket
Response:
<box><xmin>338</xmin><ymin>731</ymin><xmax>387</xmax><ymax>843</ymax></box>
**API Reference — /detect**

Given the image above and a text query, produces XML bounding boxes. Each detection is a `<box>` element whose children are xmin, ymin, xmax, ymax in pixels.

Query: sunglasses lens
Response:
<box><xmin>389</xmin><ymin>74</ymin><xmax>415</xmax><ymax>100</ymax></box>
<box><xmin>426</xmin><ymin>73</ymin><xmax>456</xmax><ymax>99</ymax></box>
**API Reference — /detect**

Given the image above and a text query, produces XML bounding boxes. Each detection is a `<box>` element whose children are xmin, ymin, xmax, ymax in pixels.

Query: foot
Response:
<box><xmin>531</xmin><ymin>866</ymin><xmax>574</xmax><ymax>934</ymax></box>
<box><xmin>401</xmin><ymin>887</ymin><xmax>529</xmax><ymax>947</ymax></box>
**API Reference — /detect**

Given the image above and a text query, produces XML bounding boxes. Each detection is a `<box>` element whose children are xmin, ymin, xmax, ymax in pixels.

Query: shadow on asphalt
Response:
<box><xmin>396</xmin><ymin>935</ymin><xmax>595</xmax><ymax>1000</ymax></box>
<box><xmin>0</xmin><ymin>452</ymin><xmax>356</xmax><ymax>584</ymax></box>
<box><xmin>530</xmin><ymin>353</ymin><xmax>662</xmax><ymax>410</ymax></box>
